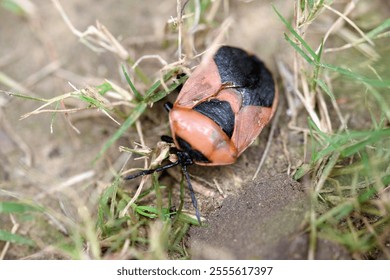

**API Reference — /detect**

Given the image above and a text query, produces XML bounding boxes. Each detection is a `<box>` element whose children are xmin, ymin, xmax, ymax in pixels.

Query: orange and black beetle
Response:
<box><xmin>126</xmin><ymin>46</ymin><xmax>278</xmax><ymax>223</ymax></box>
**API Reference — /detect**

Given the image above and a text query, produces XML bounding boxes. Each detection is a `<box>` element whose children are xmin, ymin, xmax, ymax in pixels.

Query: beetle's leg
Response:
<box><xmin>164</xmin><ymin>102</ymin><xmax>173</xmax><ymax>112</ymax></box>
<box><xmin>124</xmin><ymin>160</ymin><xmax>180</xmax><ymax>180</ymax></box>
<box><xmin>181</xmin><ymin>164</ymin><xmax>202</xmax><ymax>225</ymax></box>
<box><xmin>161</xmin><ymin>135</ymin><xmax>174</xmax><ymax>143</ymax></box>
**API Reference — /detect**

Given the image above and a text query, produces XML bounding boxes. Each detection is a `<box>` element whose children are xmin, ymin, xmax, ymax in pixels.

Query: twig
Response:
<box><xmin>0</xmin><ymin>215</ymin><xmax>20</xmax><ymax>260</ymax></box>
<box><xmin>252</xmin><ymin>96</ymin><xmax>283</xmax><ymax>180</ymax></box>
<box><xmin>177</xmin><ymin>0</ymin><xmax>183</xmax><ymax>60</ymax></box>
<box><xmin>132</xmin><ymin>55</ymin><xmax>168</xmax><ymax>70</ymax></box>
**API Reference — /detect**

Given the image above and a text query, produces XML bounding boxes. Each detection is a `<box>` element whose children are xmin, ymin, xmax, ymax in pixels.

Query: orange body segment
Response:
<box><xmin>232</xmin><ymin>85</ymin><xmax>278</xmax><ymax>156</ymax></box>
<box><xmin>175</xmin><ymin>59</ymin><xmax>222</xmax><ymax>108</ymax></box>
<box><xmin>169</xmin><ymin>107</ymin><xmax>238</xmax><ymax>165</ymax></box>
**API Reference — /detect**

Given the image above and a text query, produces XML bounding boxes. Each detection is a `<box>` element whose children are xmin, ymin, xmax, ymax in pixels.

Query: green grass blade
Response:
<box><xmin>96</xmin><ymin>82</ymin><xmax>113</xmax><ymax>95</ymax></box>
<box><xmin>0</xmin><ymin>230</ymin><xmax>35</xmax><ymax>246</ymax></box>
<box><xmin>284</xmin><ymin>33</ymin><xmax>315</xmax><ymax>64</ymax></box>
<box><xmin>315</xmin><ymin>79</ymin><xmax>336</xmax><ymax>101</ymax></box>
<box><xmin>367</xmin><ymin>18</ymin><xmax>390</xmax><ymax>38</ymax></box>
<box><xmin>315</xmin><ymin>201</ymin><xmax>354</xmax><ymax>226</ymax></box>
<box><xmin>366</xmin><ymin>86</ymin><xmax>390</xmax><ymax>121</ymax></box>
<box><xmin>135</xmin><ymin>206</ymin><xmax>159</xmax><ymax>218</ymax></box>
<box><xmin>274</xmin><ymin>5</ymin><xmax>390</xmax><ymax>88</ymax></box>
<box><xmin>293</xmin><ymin>163</ymin><xmax>313</xmax><ymax>180</ymax></box>
<box><xmin>126</xmin><ymin>57</ymin><xmax>151</xmax><ymax>85</ymax></box>
<box><xmin>1</xmin><ymin>0</ymin><xmax>27</xmax><ymax>16</ymax></box>
<box><xmin>144</xmin><ymin>68</ymin><xmax>183</xmax><ymax>100</ymax></box>
<box><xmin>0</xmin><ymin>202</ymin><xmax>42</xmax><ymax>214</ymax></box>
<box><xmin>321</xmin><ymin>63</ymin><xmax>390</xmax><ymax>87</ymax></box>
<box><xmin>273</xmin><ymin>5</ymin><xmax>318</xmax><ymax>61</ymax></box>
<box><xmin>148</xmin><ymin>74</ymin><xmax>188</xmax><ymax>103</ymax></box>
<box><xmin>122</xmin><ymin>65</ymin><xmax>143</xmax><ymax>101</ymax></box>
<box><xmin>311</xmin><ymin>40</ymin><xmax>324</xmax><ymax>90</ymax></box>
<box><xmin>97</xmin><ymin>181</ymin><xmax>119</xmax><ymax>231</ymax></box>
<box><xmin>358</xmin><ymin>187</ymin><xmax>378</xmax><ymax>204</ymax></box>
<box><xmin>307</xmin><ymin>0</ymin><xmax>315</xmax><ymax>9</ymax></box>
<box><xmin>5</xmin><ymin>91</ymin><xmax>48</xmax><ymax>102</ymax></box>
<box><xmin>77</xmin><ymin>94</ymin><xmax>108</xmax><ymax>109</ymax></box>
<box><xmin>381</xmin><ymin>175</ymin><xmax>390</xmax><ymax>186</ymax></box>
<box><xmin>341</xmin><ymin>129</ymin><xmax>390</xmax><ymax>157</ymax></box>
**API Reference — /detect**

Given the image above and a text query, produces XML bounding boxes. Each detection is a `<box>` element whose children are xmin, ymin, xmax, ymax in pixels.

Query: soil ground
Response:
<box><xmin>1</xmin><ymin>0</ymin><xmax>386</xmax><ymax>259</ymax></box>
<box><xmin>190</xmin><ymin>174</ymin><xmax>350</xmax><ymax>259</ymax></box>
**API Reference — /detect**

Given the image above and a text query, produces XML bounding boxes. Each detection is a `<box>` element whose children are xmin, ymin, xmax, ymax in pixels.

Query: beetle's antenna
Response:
<box><xmin>181</xmin><ymin>164</ymin><xmax>201</xmax><ymax>225</ymax></box>
<box><xmin>124</xmin><ymin>160</ymin><xmax>180</xmax><ymax>180</ymax></box>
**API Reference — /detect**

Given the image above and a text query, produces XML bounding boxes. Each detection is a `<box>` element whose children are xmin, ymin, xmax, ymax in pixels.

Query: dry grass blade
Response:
<box><xmin>51</xmin><ymin>0</ymin><xmax>129</xmax><ymax>59</ymax></box>
<box><xmin>323</xmin><ymin>3</ymin><xmax>374</xmax><ymax>46</ymax></box>
<box><xmin>0</xmin><ymin>72</ymin><xmax>34</xmax><ymax>95</ymax></box>
<box><xmin>34</xmin><ymin>170</ymin><xmax>95</xmax><ymax>200</ymax></box>
<box><xmin>19</xmin><ymin>91</ymin><xmax>75</xmax><ymax>120</ymax></box>
<box><xmin>0</xmin><ymin>217</ymin><xmax>20</xmax><ymax>260</ymax></box>
<box><xmin>252</xmin><ymin>96</ymin><xmax>283</xmax><ymax>180</ymax></box>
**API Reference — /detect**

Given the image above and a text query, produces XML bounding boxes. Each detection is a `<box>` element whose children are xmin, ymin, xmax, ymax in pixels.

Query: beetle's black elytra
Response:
<box><xmin>213</xmin><ymin>46</ymin><xmax>275</xmax><ymax>108</ymax></box>
<box><xmin>193</xmin><ymin>99</ymin><xmax>235</xmax><ymax>138</ymax></box>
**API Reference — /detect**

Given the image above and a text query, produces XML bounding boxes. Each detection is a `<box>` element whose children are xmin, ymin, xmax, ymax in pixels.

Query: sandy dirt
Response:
<box><xmin>189</xmin><ymin>174</ymin><xmax>350</xmax><ymax>259</ymax></box>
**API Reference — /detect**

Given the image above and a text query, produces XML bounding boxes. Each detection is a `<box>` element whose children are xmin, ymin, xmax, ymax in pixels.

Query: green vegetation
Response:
<box><xmin>275</xmin><ymin>1</ymin><xmax>390</xmax><ymax>259</ymax></box>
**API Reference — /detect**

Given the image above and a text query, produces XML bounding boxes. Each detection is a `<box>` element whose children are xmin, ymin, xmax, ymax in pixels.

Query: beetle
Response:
<box><xmin>125</xmin><ymin>46</ymin><xmax>278</xmax><ymax>224</ymax></box>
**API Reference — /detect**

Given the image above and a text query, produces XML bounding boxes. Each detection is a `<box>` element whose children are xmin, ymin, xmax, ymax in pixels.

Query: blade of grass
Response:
<box><xmin>96</xmin><ymin>82</ymin><xmax>113</xmax><ymax>95</ymax></box>
<box><xmin>126</xmin><ymin>57</ymin><xmax>151</xmax><ymax>85</ymax></box>
<box><xmin>367</xmin><ymin>18</ymin><xmax>390</xmax><ymax>38</ymax></box>
<box><xmin>144</xmin><ymin>72</ymin><xmax>175</xmax><ymax>99</ymax></box>
<box><xmin>315</xmin><ymin>79</ymin><xmax>336</xmax><ymax>101</ymax></box>
<box><xmin>284</xmin><ymin>33</ymin><xmax>315</xmax><ymax>64</ymax></box>
<box><xmin>320</xmin><ymin>63</ymin><xmax>390</xmax><ymax>87</ymax></box>
<box><xmin>0</xmin><ymin>230</ymin><xmax>35</xmax><ymax>246</ymax></box>
<box><xmin>366</xmin><ymin>85</ymin><xmax>390</xmax><ymax>122</ymax></box>
<box><xmin>275</xmin><ymin>5</ymin><xmax>390</xmax><ymax>87</ymax></box>
<box><xmin>153</xmin><ymin>174</ymin><xmax>164</xmax><ymax>221</ymax></box>
<box><xmin>4</xmin><ymin>91</ymin><xmax>48</xmax><ymax>102</ymax></box>
<box><xmin>273</xmin><ymin>5</ymin><xmax>318</xmax><ymax>61</ymax></box>
<box><xmin>135</xmin><ymin>206</ymin><xmax>159</xmax><ymax>219</ymax></box>
<box><xmin>97</xmin><ymin>181</ymin><xmax>118</xmax><ymax>231</ymax></box>
<box><xmin>122</xmin><ymin>65</ymin><xmax>143</xmax><ymax>101</ymax></box>
<box><xmin>0</xmin><ymin>202</ymin><xmax>42</xmax><ymax>213</ymax></box>
<box><xmin>311</xmin><ymin>40</ymin><xmax>324</xmax><ymax>90</ymax></box>
<box><xmin>341</xmin><ymin>129</ymin><xmax>390</xmax><ymax>158</ymax></box>
<box><xmin>148</xmin><ymin>74</ymin><xmax>187</xmax><ymax>103</ymax></box>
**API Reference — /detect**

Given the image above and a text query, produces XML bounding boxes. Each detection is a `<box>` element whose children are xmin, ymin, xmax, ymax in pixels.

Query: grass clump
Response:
<box><xmin>275</xmin><ymin>0</ymin><xmax>390</xmax><ymax>259</ymax></box>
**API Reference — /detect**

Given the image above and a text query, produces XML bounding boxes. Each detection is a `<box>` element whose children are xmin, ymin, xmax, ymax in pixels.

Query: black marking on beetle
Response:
<box><xmin>176</xmin><ymin>137</ymin><xmax>210</xmax><ymax>163</ymax></box>
<box><xmin>213</xmin><ymin>46</ymin><xmax>275</xmax><ymax>108</ymax></box>
<box><xmin>193</xmin><ymin>99</ymin><xmax>235</xmax><ymax>138</ymax></box>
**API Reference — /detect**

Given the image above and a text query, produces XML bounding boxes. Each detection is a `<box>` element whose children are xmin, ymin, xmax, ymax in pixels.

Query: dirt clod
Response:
<box><xmin>189</xmin><ymin>174</ymin><xmax>350</xmax><ymax>259</ymax></box>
